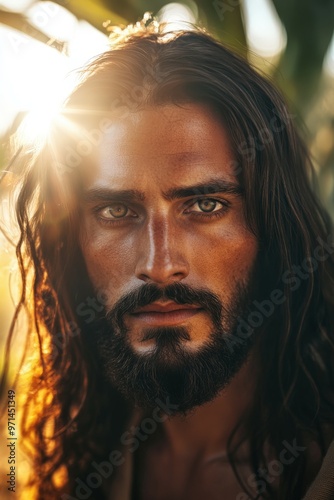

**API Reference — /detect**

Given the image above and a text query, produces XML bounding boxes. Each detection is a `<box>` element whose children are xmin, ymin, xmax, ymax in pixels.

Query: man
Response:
<box><xmin>2</xmin><ymin>14</ymin><xmax>334</xmax><ymax>500</ymax></box>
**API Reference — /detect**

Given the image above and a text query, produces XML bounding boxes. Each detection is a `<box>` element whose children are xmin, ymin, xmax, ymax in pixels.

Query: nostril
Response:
<box><xmin>136</xmin><ymin>268</ymin><xmax>189</xmax><ymax>285</ymax></box>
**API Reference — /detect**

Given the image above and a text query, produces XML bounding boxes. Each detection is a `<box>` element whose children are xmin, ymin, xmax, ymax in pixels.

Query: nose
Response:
<box><xmin>135</xmin><ymin>215</ymin><xmax>190</xmax><ymax>285</ymax></box>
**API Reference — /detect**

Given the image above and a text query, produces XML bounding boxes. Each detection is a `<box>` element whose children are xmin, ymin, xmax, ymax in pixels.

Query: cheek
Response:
<box><xmin>79</xmin><ymin>214</ymin><xmax>258</xmax><ymax>309</ymax></box>
<box><xmin>79</xmin><ymin>226</ymin><xmax>136</xmax><ymax>303</ymax></box>
<box><xmin>188</xmin><ymin>227</ymin><xmax>258</xmax><ymax>301</ymax></box>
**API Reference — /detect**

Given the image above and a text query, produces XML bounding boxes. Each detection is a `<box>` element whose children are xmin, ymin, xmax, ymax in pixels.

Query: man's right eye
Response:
<box><xmin>96</xmin><ymin>203</ymin><xmax>137</xmax><ymax>221</ymax></box>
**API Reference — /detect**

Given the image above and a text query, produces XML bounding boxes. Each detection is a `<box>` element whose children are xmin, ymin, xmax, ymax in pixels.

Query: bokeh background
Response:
<box><xmin>0</xmin><ymin>1</ymin><xmax>333</xmax><ymax>496</ymax></box>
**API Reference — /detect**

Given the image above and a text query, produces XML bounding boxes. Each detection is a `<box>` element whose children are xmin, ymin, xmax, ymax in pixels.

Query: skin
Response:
<box><xmin>79</xmin><ymin>103</ymin><xmax>259</xmax><ymax>498</ymax></box>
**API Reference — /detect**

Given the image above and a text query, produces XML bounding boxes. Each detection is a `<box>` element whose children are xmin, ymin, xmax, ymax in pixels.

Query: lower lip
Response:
<box><xmin>130</xmin><ymin>308</ymin><xmax>202</xmax><ymax>326</ymax></box>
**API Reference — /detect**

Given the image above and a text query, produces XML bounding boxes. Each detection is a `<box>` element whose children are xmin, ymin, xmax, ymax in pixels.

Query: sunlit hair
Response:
<box><xmin>1</xmin><ymin>16</ymin><xmax>334</xmax><ymax>499</ymax></box>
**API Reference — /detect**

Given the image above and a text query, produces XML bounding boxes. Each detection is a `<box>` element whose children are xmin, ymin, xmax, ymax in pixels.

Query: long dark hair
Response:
<box><xmin>1</xmin><ymin>20</ymin><xmax>334</xmax><ymax>499</ymax></box>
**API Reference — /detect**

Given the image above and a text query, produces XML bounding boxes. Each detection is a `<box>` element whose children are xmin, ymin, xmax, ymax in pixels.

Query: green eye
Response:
<box><xmin>102</xmin><ymin>204</ymin><xmax>128</xmax><ymax>218</ymax></box>
<box><xmin>197</xmin><ymin>199</ymin><xmax>219</xmax><ymax>212</ymax></box>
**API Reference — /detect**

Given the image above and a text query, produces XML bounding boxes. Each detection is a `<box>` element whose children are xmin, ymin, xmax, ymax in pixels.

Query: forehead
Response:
<box><xmin>80</xmin><ymin>103</ymin><xmax>238</xmax><ymax>188</ymax></box>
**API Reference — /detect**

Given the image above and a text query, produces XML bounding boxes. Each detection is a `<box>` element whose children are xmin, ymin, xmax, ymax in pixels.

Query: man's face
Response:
<box><xmin>78</xmin><ymin>103</ymin><xmax>259</xmax><ymax>413</ymax></box>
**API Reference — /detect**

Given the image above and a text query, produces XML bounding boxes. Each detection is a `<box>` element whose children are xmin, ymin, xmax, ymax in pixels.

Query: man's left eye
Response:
<box><xmin>189</xmin><ymin>199</ymin><xmax>226</xmax><ymax>213</ymax></box>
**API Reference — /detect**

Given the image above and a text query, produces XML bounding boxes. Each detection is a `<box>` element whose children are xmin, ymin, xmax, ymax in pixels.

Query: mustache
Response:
<box><xmin>105</xmin><ymin>282</ymin><xmax>224</xmax><ymax>329</ymax></box>
<box><xmin>142</xmin><ymin>326</ymin><xmax>191</xmax><ymax>343</ymax></box>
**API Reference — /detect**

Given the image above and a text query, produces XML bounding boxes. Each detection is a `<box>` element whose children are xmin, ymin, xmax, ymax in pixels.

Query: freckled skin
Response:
<box><xmin>79</xmin><ymin>103</ymin><xmax>258</xmax><ymax>350</ymax></box>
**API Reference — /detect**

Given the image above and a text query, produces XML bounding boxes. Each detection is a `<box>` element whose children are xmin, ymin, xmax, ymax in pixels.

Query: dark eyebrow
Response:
<box><xmin>81</xmin><ymin>188</ymin><xmax>145</xmax><ymax>204</ymax></box>
<box><xmin>162</xmin><ymin>179</ymin><xmax>243</xmax><ymax>200</ymax></box>
<box><xmin>81</xmin><ymin>179</ymin><xmax>242</xmax><ymax>205</ymax></box>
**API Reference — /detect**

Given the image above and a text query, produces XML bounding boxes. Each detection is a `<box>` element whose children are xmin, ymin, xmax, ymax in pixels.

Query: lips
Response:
<box><xmin>129</xmin><ymin>301</ymin><xmax>202</xmax><ymax>327</ymax></box>
<box><xmin>133</xmin><ymin>302</ymin><xmax>200</xmax><ymax>314</ymax></box>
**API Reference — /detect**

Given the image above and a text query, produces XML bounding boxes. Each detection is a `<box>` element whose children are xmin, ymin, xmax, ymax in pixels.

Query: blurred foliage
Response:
<box><xmin>64</xmin><ymin>0</ymin><xmax>248</xmax><ymax>55</ymax></box>
<box><xmin>62</xmin><ymin>0</ymin><xmax>334</xmax><ymax>113</ymax></box>
<box><xmin>60</xmin><ymin>0</ymin><xmax>126</xmax><ymax>27</ymax></box>
<box><xmin>272</xmin><ymin>0</ymin><xmax>334</xmax><ymax>113</ymax></box>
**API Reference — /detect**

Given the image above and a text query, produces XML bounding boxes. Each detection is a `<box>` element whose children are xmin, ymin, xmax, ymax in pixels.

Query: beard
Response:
<box><xmin>91</xmin><ymin>269</ymin><xmax>260</xmax><ymax>416</ymax></box>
